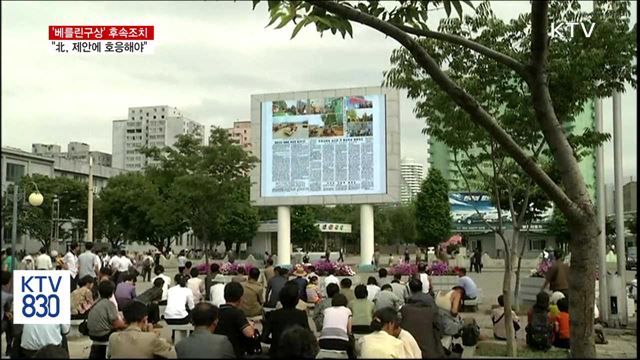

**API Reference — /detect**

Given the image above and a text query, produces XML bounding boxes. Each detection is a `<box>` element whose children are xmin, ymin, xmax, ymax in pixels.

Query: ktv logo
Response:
<box><xmin>13</xmin><ymin>270</ymin><xmax>70</xmax><ymax>324</ymax></box>
<box><xmin>548</xmin><ymin>21</ymin><xmax>596</xmax><ymax>41</ymax></box>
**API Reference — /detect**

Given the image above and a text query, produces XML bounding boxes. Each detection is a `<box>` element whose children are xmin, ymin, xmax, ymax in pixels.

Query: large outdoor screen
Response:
<box><xmin>260</xmin><ymin>95</ymin><xmax>387</xmax><ymax>197</ymax></box>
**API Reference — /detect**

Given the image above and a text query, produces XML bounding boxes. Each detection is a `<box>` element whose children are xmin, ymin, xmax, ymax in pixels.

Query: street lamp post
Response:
<box><xmin>10</xmin><ymin>181</ymin><xmax>44</xmax><ymax>271</ymax></box>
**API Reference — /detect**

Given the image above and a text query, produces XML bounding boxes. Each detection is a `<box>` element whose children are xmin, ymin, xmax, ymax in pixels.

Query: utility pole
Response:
<box><xmin>612</xmin><ymin>91</ymin><xmax>627</xmax><ymax>325</ymax></box>
<box><xmin>88</xmin><ymin>156</ymin><xmax>94</xmax><ymax>243</ymax></box>
<box><xmin>595</xmin><ymin>98</ymin><xmax>609</xmax><ymax>323</ymax></box>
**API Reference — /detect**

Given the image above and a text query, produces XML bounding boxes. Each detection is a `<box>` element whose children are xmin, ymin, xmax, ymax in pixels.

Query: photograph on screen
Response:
<box><xmin>346</xmin><ymin>108</ymin><xmax>373</xmax><ymax>137</ymax></box>
<box><xmin>272</xmin><ymin>120</ymin><xmax>309</xmax><ymax>139</ymax></box>
<box><xmin>310</xmin><ymin>112</ymin><xmax>344</xmax><ymax>137</ymax></box>
<box><xmin>308</xmin><ymin>99</ymin><xmax>324</xmax><ymax>114</ymax></box>
<box><xmin>272</xmin><ymin>99</ymin><xmax>310</xmax><ymax>117</ymax></box>
<box><xmin>346</xmin><ymin>96</ymin><xmax>374</xmax><ymax>110</ymax></box>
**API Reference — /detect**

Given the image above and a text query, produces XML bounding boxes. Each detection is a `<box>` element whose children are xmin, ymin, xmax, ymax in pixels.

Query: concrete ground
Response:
<box><xmin>1</xmin><ymin>257</ymin><xmax>636</xmax><ymax>358</ymax></box>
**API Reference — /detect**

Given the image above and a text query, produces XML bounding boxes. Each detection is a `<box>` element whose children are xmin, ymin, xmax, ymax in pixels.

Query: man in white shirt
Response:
<box><xmin>117</xmin><ymin>250</ymin><xmax>133</xmax><ymax>273</ymax></box>
<box><xmin>210</xmin><ymin>281</ymin><xmax>226</xmax><ymax>307</ymax></box>
<box><xmin>35</xmin><ymin>247</ymin><xmax>53</xmax><ymax>270</ymax></box>
<box><xmin>151</xmin><ymin>265</ymin><xmax>172</xmax><ymax>305</ymax></box>
<box><xmin>78</xmin><ymin>242</ymin><xmax>101</xmax><ymax>279</ymax></box>
<box><xmin>63</xmin><ymin>242</ymin><xmax>80</xmax><ymax>291</ymax></box>
<box><xmin>108</xmin><ymin>252</ymin><xmax>121</xmax><ymax>272</ymax></box>
<box><xmin>323</xmin><ymin>268</ymin><xmax>340</xmax><ymax>296</ymax></box>
<box><xmin>20</xmin><ymin>323</ymin><xmax>70</xmax><ymax>357</ymax></box>
<box><xmin>164</xmin><ymin>274</ymin><xmax>195</xmax><ymax>325</ymax></box>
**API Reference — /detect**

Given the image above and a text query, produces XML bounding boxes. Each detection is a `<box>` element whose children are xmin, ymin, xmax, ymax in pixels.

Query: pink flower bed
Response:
<box><xmin>297</xmin><ymin>261</ymin><xmax>355</xmax><ymax>276</ymax></box>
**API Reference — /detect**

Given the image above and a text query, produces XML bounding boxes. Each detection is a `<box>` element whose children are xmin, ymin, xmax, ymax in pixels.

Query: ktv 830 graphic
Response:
<box><xmin>13</xmin><ymin>270</ymin><xmax>70</xmax><ymax>324</ymax></box>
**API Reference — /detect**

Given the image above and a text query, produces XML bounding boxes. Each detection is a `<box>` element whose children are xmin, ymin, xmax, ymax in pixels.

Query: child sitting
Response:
<box><xmin>553</xmin><ymin>297</ymin><xmax>570</xmax><ymax>349</ymax></box>
<box><xmin>306</xmin><ymin>276</ymin><xmax>322</xmax><ymax>304</ymax></box>
<box><xmin>548</xmin><ymin>291</ymin><xmax>565</xmax><ymax>319</ymax></box>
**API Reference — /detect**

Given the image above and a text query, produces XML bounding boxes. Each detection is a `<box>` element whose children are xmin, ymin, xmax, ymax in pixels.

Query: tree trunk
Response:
<box><xmin>513</xmin><ymin>231</ymin><xmax>528</xmax><ymax>311</ymax></box>
<box><xmin>502</xmin><ymin>232</ymin><xmax>517</xmax><ymax>357</ymax></box>
<box><xmin>568</xmin><ymin>217</ymin><xmax>598</xmax><ymax>357</ymax></box>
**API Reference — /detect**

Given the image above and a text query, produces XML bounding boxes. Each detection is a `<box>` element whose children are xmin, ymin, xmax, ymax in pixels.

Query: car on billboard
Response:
<box><xmin>457</xmin><ymin>212</ymin><xmax>485</xmax><ymax>225</ymax></box>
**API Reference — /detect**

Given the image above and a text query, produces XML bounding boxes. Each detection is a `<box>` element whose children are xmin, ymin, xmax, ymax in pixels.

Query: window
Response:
<box><xmin>140</xmin><ymin>116</ymin><xmax>142</xmax><ymax>120</ymax></box>
<box><xmin>131</xmin><ymin>117</ymin><xmax>134</xmax><ymax>120</ymax></box>
<box><xmin>529</xmin><ymin>239</ymin><xmax>546</xmax><ymax>251</ymax></box>
<box><xmin>153</xmin><ymin>115</ymin><xmax>156</xmax><ymax>119</ymax></box>
<box><xmin>161</xmin><ymin>115</ymin><xmax>165</xmax><ymax>119</ymax></box>
<box><xmin>146</xmin><ymin>112</ymin><xmax>149</xmax><ymax>116</ymax></box>
<box><xmin>6</xmin><ymin>163</ymin><xmax>25</xmax><ymax>183</ymax></box>
<box><xmin>244</xmin><ymin>130</ymin><xmax>247</xmax><ymax>134</ymax></box>
<box><xmin>154</xmin><ymin>108</ymin><xmax>157</xmax><ymax>112</ymax></box>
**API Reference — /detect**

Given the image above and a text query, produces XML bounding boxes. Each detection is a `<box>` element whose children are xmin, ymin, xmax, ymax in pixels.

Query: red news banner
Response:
<box><xmin>49</xmin><ymin>25</ymin><xmax>155</xmax><ymax>54</ymax></box>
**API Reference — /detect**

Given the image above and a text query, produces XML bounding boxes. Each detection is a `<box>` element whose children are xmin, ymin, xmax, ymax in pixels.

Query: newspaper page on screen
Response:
<box><xmin>260</xmin><ymin>95</ymin><xmax>387</xmax><ymax>197</ymax></box>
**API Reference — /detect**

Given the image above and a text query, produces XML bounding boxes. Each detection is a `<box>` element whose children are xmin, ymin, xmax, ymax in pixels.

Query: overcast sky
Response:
<box><xmin>1</xmin><ymin>1</ymin><xmax>636</xmax><ymax>184</ymax></box>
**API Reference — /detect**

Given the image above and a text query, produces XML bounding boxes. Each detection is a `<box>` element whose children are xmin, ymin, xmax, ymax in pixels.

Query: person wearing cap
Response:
<box><xmin>293</xmin><ymin>265</ymin><xmax>309</xmax><ymax>303</ymax></box>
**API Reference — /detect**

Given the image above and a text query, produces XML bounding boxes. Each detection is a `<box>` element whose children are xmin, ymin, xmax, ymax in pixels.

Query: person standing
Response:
<box><xmin>177</xmin><ymin>251</ymin><xmax>187</xmax><ymax>274</ymax></box>
<box><xmin>404</xmin><ymin>247</ymin><xmax>410</xmax><ymax>263</ymax></box>
<box><xmin>35</xmin><ymin>247</ymin><xmax>53</xmax><ymax>270</ymax></box>
<box><xmin>338</xmin><ymin>248</ymin><xmax>345</xmax><ymax>263</ymax></box>
<box><xmin>63</xmin><ymin>242</ymin><xmax>80</xmax><ymax>291</ymax></box>
<box><xmin>115</xmin><ymin>250</ymin><xmax>133</xmax><ymax>283</ymax></box>
<box><xmin>78</xmin><ymin>243</ymin><xmax>101</xmax><ymax>282</ymax></box>
<box><xmin>474</xmin><ymin>249</ymin><xmax>483</xmax><ymax>273</ymax></box>
<box><xmin>373</xmin><ymin>248</ymin><xmax>381</xmax><ymax>269</ymax></box>
<box><xmin>1</xmin><ymin>248</ymin><xmax>14</xmax><ymax>272</ymax></box>
<box><xmin>140</xmin><ymin>252</ymin><xmax>154</xmax><ymax>282</ymax></box>
<box><xmin>415</xmin><ymin>248</ymin><xmax>422</xmax><ymax>265</ymax></box>
<box><xmin>325</xmin><ymin>248</ymin><xmax>331</xmax><ymax>263</ymax></box>
<box><xmin>541</xmin><ymin>249</ymin><xmax>570</xmax><ymax>297</ymax></box>
<box><xmin>240</xmin><ymin>268</ymin><xmax>264</xmax><ymax>317</ymax></box>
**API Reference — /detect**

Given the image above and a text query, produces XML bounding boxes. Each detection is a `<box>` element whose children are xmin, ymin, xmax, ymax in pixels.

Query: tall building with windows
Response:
<box><xmin>226</xmin><ymin>120</ymin><xmax>252</xmax><ymax>152</ymax></box>
<box><xmin>400</xmin><ymin>158</ymin><xmax>425</xmax><ymax>203</ymax></box>
<box><xmin>427</xmin><ymin>100</ymin><xmax>597</xmax><ymax>200</ymax></box>
<box><xmin>112</xmin><ymin>105</ymin><xmax>205</xmax><ymax>170</ymax></box>
<box><xmin>32</xmin><ymin>142</ymin><xmax>112</xmax><ymax>167</ymax></box>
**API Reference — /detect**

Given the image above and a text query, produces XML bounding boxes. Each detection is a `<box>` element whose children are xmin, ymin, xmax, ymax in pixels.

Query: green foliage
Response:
<box><xmin>415</xmin><ymin>169</ymin><xmax>451</xmax><ymax>247</ymax></box>
<box><xmin>3</xmin><ymin>175</ymin><xmax>88</xmax><ymax>251</ymax></box>
<box><xmin>291</xmin><ymin>206</ymin><xmax>321</xmax><ymax>250</ymax></box>
<box><xmin>547</xmin><ymin>208</ymin><xmax>571</xmax><ymax>248</ymax></box>
<box><xmin>254</xmin><ymin>0</ymin><xmax>473</xmax><ymax>39</ymax></box>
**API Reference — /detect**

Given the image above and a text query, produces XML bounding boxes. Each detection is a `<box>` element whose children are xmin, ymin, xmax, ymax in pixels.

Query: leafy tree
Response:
<box><xmin>5</xmin><ymin>175</ymin><xmax>88</xmax><ymax>251</ymax></box>
<box><xmin>387</xmin><ymin>204</ymin><xmax>417</xmax><ymax>245</ymax></box>
<box><xmin>291</xmin><ymin>206</ymin><xmax>322</xmax><ymax>251</ymax></box>
<box><xmin>219</xmin><ymin>179</ymin><xmax>260</xmax><ymax>253</ymax></box>
<box><xmin>415</xmin><ymin>169</ymin><xmax>451</xmax><ymax>248</ymax></box>
<box><xmin>256</xmin><ymin>1</ymin><xmax>636</xmax><ymax>356</ymax></box>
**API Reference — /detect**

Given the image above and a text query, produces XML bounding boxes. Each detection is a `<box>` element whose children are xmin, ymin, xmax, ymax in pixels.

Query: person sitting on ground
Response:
<box><xmin>240</xmin><ymin>267</ymin><xmax>264</xmax><ymax>317</ymax></box>
<box><xmin>456</xmin><ymin>268</ymin><xmax>477</xmax><ymax>300</ymax></box>
<box><xmin>434</xmin><ymin>286</ymin><xmax>465</xmax><ymax>336</ymax></box>
<box><xmin>71</xmin><ymin>275</ymin><xmax>95</xmax><ymax>319</ymax></box>
<box><xmin>349</xmin><ymin>284</ymin><xmax>375</xmax><ymax>334</ymax></box>
<box><xmin>400</xmin><ymin>278</ymin><xmax>443</xmax><ymax>358</ymax></box>
<box><xmin>262</xmin><ymin>281</ymin><xmax>311</xmax><ymax>357</ymax></box>
<box><xmin>277</xmin><ymin>325</ymin><xmax>320</xmax><ymax>359</ymax></box>
<box><xmin>151</xmin><ymin>265</ymin><xmax>172</xmax><ymax>306</ymax></box>
<box><xmin>164</xmin><ymin>274</ymin><xmax>196</xmax><ymax>326</ymax></box>
<box><xmin>548</xmin><ymin>291</ymin><xmax>565</xmax><ymax>319</ymax></box>
<box><xmin>214</xmin><ymin>281</ymin><xmax>258</xmax><ymax>358</ymax></box>
<box><xmin>175</xmin><ymin>302</ymin><xmax>235</xmax><ymax>359</ymax></box>
<box><xmin>87</xmin><ymin>280</ymin><xmax>127</xmax><ymax>359</ymax></box>
<box><xmin>187</xmin><ymin>268</ymin><xmax>205</xmax><ymax>303</ymax></box>
<box><xmin>135</xmin><ymin>277</ymin><xmax>165</xmax><ymax>327</ymax></box>
<box><xmin>204</xmin><ymin>263</ymin><xmax>220</xmax><ymax>301</ymax></box>
<box><xmin>366</xmin><ymin>277</ymin><xmax>381</xmax><ymax>302</ymax></box>
<box><xmin>356</xmin><ymin>307</ymin><xmax>414</xmax><ymax>358</ymax></box>
<box><xmin>314</xmin><ymin>283</ymin><xmax>340</xmax><ymax>331</ymax></box>
<box><xmin>266</xmin><ymin>266</ymin><xmax>288</xmax><ymax>308</ymax></box>
<box><xmin>322</xmin><ymin>267</ymin><xmax>340</xmax><ymax>296</ymax></box>
<box><xmin>114</xmin><ymin>272</ymin><xmax>137</xmax><ymax>309</ymax></box>
<box><xmin>390</xmin><ymin>274</ymin><xmax>410</xmax><ymax>302</ymax></box>
<box><xmin>526</xmin><ymin>292</ymin><xmax>554</xmax><ymax>351</ymax></box>
<box><xmin>552</xmin><ymin>297</ymin><xmax>570</xmax><ymax>349</ymax></box>
<box><xmin>232</xmin><ymin>266</ymin><xmax>247</xmax><ymax>283</ymax></box>
<box><xmin>340</xmin><ymin>278</ymin><xmax>356</xmax><ymax>303</ymax></box>
<box><xmin>293</xmin><ymin>265</ymin><xmax>309</xmax><ymax>302</ymax></box>
<box><xmin>183</xmin><ymin>261</ymin><xmax>193</xmax><ymax>278</ymax></box>
<box><xmin>210</xmin><ymin>280</ymin><xmax>226</xmax><ymax>307</ymax></box>
<box><xmin>306</xmin><ymin>265</ymin><xmax>318</xmax><ymax>282</ymax></box>
<box><xmin>107</xmin><ymin>301</ymin><xmax>176</xmax><ymax>359</ymax></box>
<box><xmin>318</xmin><ymin>293</ymin><xmax>355</xmax><ymax>358</ymax></box>
<box><xmin>32</xmin><ymin>344</ymin><xmax>69</xmax><ymax>359</ymax></box>
<box><xmin>491</xmin><ymin>295</ymin><xmax>520</xmax><ymax>341</ymax></box>
<box><xmin>306</xmin><ymin>276</ymin><xmax>323</xmax><ymax>304</ymax></box>
<box><xmin>20</xmin><ymin>323</ymin><xmax>70</xmax><ymax>358</ymax></box>
<box><xmin>373</xmin><ymin>284</ymin><xmax>403</xmax><ymax>311</ymax></box>
<box><xmin>418</xmin><ymin>264</ymin><xmax>433</xmax><ymax>295</ymax></box>
<box><xmin>378</xmin><ymin>268</ymin><xmax>391</xmax><ymax>287</ymax></box>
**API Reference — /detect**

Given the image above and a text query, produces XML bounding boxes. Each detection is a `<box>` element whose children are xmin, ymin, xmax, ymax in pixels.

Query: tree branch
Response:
<box><xmin>529</xmin><ymin>1</ymin><xmax>593</xmax><ymax>222</ymax></box>
<box><xmin>309</xmin><ymin>0</ymin><xmax>583</xmax><ymax>222</ymax></box>
<box><xmin>393</xmin><ymin>23</ymin><xmax>530</xmax><ymax>81</ymax></box>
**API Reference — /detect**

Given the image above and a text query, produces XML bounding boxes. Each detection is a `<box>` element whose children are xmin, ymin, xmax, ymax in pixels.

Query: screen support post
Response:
<box><xmin>277</xmin><ymin>206</ymin><xmax>291</xmax><ymax>267</ymax></box>
<box><xmin>360</xmin><ymin>204</ymin><xmax>374</xmax><ymax>268</ymax></box>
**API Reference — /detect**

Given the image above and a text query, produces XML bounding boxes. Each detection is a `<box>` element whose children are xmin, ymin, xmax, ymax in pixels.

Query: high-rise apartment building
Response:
<box><xmin>226</xmin><ymin>120</ymin><xmax>252</xmax><ymax>151</ymax></box>
<box><xmin>112</xmin><ymin>105</ymin><xmax>205</xmax><ymax>170</ymax></box>
<box><xmin>400</xmin><ymin>158</ymin><xmax>425</xmax><ymax>203</ymax></box>
<box><xmin>427</xmin><ymin>100</ymin><xmax>598</xmax><ymax>201</ymax></box>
